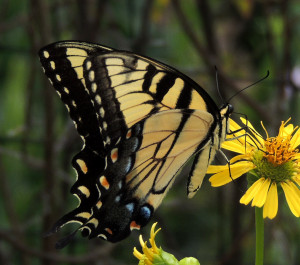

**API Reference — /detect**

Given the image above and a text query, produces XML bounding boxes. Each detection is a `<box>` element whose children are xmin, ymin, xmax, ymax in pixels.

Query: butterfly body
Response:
<box><xmin>39</xmin><ymin>41</ymin><xmax>232</xmax><ymax>247</ymax></box>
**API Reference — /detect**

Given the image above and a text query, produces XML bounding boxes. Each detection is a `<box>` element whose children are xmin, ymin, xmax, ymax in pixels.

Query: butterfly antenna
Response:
<box><xmin>227</xmin><ymin>71</ymin><xmax>270</xmax><ymax>103</ymax></box>
<box><xmin>215</xmin><ymin>66</ymin><xmax>226</xmax><ymax>105</ymax></box>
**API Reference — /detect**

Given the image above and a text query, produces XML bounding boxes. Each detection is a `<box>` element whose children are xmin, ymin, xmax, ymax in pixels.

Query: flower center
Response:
<box><xmin>251</xmin><ymin>150</ymin><xmax>297</xmax><ymax>183</ymax></box>
<box><xmin>263</xmin><ymin>135</ymin><xmax>298</xmax><ymax>165</ymax></box>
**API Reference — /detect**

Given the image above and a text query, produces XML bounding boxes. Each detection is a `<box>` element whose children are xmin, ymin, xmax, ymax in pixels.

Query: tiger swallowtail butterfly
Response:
<box><xmin>39</xmin><ymin>41</ymin><xmax>233</xmax><ymax>248</ymax></box>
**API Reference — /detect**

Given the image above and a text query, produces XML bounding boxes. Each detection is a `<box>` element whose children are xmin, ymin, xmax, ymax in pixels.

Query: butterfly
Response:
<box><xmin>38</xmin><ymin>41</ymin><xmax>233</xmax><ymax>248</ymax></box>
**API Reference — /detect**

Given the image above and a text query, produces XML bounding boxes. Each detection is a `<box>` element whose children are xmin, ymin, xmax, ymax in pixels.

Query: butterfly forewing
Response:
<box><xmin>39</xmin><ymin>41</ymin><xmax>229</xmax><ymax>247</ymax></box>
<box><xmin>39</xmin><ymin>42</ymin><xmax>112</xmax><ymax>155</ymax></box>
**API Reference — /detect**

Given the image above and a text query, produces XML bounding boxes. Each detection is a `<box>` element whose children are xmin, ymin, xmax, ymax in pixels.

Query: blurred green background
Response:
<box><xmin>1</xmin><ymin>0</ymin><xmax>300</xmax><ymax>264</ymax></box>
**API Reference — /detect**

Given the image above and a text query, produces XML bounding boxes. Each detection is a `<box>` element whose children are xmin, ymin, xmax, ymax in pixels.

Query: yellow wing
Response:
<box><xmin>125</xmin><ymin>109</ymin><xmax>214</xmax><ymax>210</ymax></box>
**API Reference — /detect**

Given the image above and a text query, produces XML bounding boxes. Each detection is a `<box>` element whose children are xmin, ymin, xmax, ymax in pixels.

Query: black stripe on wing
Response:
<box><xmin>127</xmin><ymin>109</ymin><xmax>194</xmax><ymax>197</ymax></box>
<box><xmin>83</xmin><ymin>56</ymin><xmax>129</xmax><ymax>147</ymax></box>
<box><xmin>39</xmin><ymin>45</ymin><xmax>106</xmax><ymax>154</ymax></box>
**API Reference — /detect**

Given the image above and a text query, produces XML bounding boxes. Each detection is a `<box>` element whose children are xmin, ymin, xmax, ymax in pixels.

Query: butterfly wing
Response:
<box><xmin>74</xmin><ymin>109</ymin><xmax>215</xmax><ymax>243</ymax></box>
<box><xmin>39</xmin><ymin>41</ymin><xmax>223</xmax><ymax>247</ymax></box>
<box><xmin>187</xmin><ymin>145</ymin><xmax>217</xmax><ymax>198</ymax></box>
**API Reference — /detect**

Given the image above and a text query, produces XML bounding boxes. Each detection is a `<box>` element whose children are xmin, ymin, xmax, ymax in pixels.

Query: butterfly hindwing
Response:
<box><xmin>75</xmin><ymin>109</ymin><xmax>215</xmax><ymax>242</ymax></box>
<box><xmin>124</xmin><ymin>109</ymin><xmax>215</xmax><ymax>207</ymax></box>
<box><xmin>46</xmin><ymin>147</ymin><xmax>104</xmax><ymax>230</ymax></box>
<box><xmin>39</xmin><ymin>41</ymin><xmax>232</xmax><ymax>247</ymax></box>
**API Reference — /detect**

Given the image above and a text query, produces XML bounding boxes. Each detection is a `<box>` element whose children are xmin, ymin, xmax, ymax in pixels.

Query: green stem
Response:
<box><xmin>255</xmin><ymin>207</ymin><xmax>264</xmax><ymax>265</ymax></box>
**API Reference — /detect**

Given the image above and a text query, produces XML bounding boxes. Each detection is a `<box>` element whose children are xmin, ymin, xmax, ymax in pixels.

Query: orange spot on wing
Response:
<box><xmin>126</xmin><ymin>129</ymin><xmax>132</xmax><ymax>139</ymax></box>
<box><xmin>111</xmin><ymin>148</ymin><xmax>118</xmax><ymax>163</ymax></box>
<box><xmin>96</xmin><ymin>200</ymin><xmax>102</xmax><ymax>209</ymax></box>
<box><xmin>130</xmin><ymin>221</ymin><xmax>141</xmax><ymax>231</ymax></box>
<box><xmin>105</xmin><ymin>228</ymin><xmax>113</xmax><ymax>235</ymax></box>
<box><xmin>76</xmin><ymin>159</ymin><xmax>88</xmax><ymax>174</ymax></box>
<box><xmin>100</xmin><ymin>176</ymin><xmax>110</xmax><ymax>190</ymax></box>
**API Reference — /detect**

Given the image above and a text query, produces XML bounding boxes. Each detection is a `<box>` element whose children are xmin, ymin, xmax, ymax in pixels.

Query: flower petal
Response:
<box><xmin>290</xmin><ymin>128</ymin><xmax>300</xmax><ymax>149</ymax></box>
<box><xmin>281</xmin><ymin>181</ymin><xmax>300</xmax><ymax>217</ymax></box>
<box><xmin>240</xmin><ymin>117</ymin><xmax>264</xmax><ymax>146</ymax></box>
<box><xmin>251</xmin><ymin>178</ymin><xmax>271</xmax><ymax>207</ymax></box>
<box><xmin>230</xmin><ymin>154</ymin><xmax>251</xmax><ymax>164</ymax></box>
<box><xmin>240</xmin><ymin>178</ymin><xmax>266</xmax><ymax>205</ymax></box>
<box><xmin>292</xmin><ymin>175</ymin><xmax>300</xmax><ymax>186</ymax></box>
<box><xmin>209</xmin><ymin>161</ymin><xmax>255</xmax><ymax>187</ymax></box>
<box><xmin>228</xmin><ymin>119</ymin><xmax>245</xmax><ymax>134</ymax></box>
<box><xmin>133</xmin><ymin>247</ymin><xmax>144</xmax><ymax>260</ymax></box>
<box><xmin>207</xmin><ymin>164</ymin><xmax>228</xmax><ymax>174</ymax></box>
<box><xmin>207</xmin><ymin>155</ymin><xmax>252</xmax><ymax>174</ymax></box>
<box><xmin>227</xmin><ymin>119</ymin><xmax>263</xmax><ymax>150</ymax></box>
<box><xmin>222</xmin><ymin>140</ymin><xmax>247</xmax><ymax>154</ymax></box>
<box><xmin>149</xmin><ymin>223</ymin><xmax>160</xmax><ymax>253</ymax></box>
<box><xmin>263</xmin><ymin>182</ymin><xmax>278</xmax><ymax>219</ymax></box>
<box><xmin>293</xmin><ymin>154</ymin><xmax>300</xmax><ymax>160</ymax></box>
<box><xmin>282</xmin><ymin>123</ymin><xmax>294</xmax><ymax>136</ymax></box>
<box><xmin>227</xmin><ymin>119</ymin><xmax>249</xmax><ymax>145</ymax></box>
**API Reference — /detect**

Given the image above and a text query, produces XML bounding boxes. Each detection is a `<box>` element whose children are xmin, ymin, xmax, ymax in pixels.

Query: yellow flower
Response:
<box><xmin>207</xmin><ymin>118</ymin><xmax>300</xmax><ymax>219</ymax></box>
<box><xmin>133</xmin><ymin>223</ymin><xmax>200</xmax><ymax>265</ymax></box>
<box><xmin>133</xmin><ymin>222</ymin><xmax>175</xmax><ymax>265</ymax></box>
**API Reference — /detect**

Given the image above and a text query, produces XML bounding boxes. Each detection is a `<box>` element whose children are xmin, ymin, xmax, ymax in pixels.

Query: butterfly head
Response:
<box><xmin>220</xmin><ymin>103</ymin><xmax>234</xmax><ymax>119</ymax></box>
<box><xmin>219</xmin><ymin>103</ymin><xmax>234</xmax><ymax>137</ymax></box>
